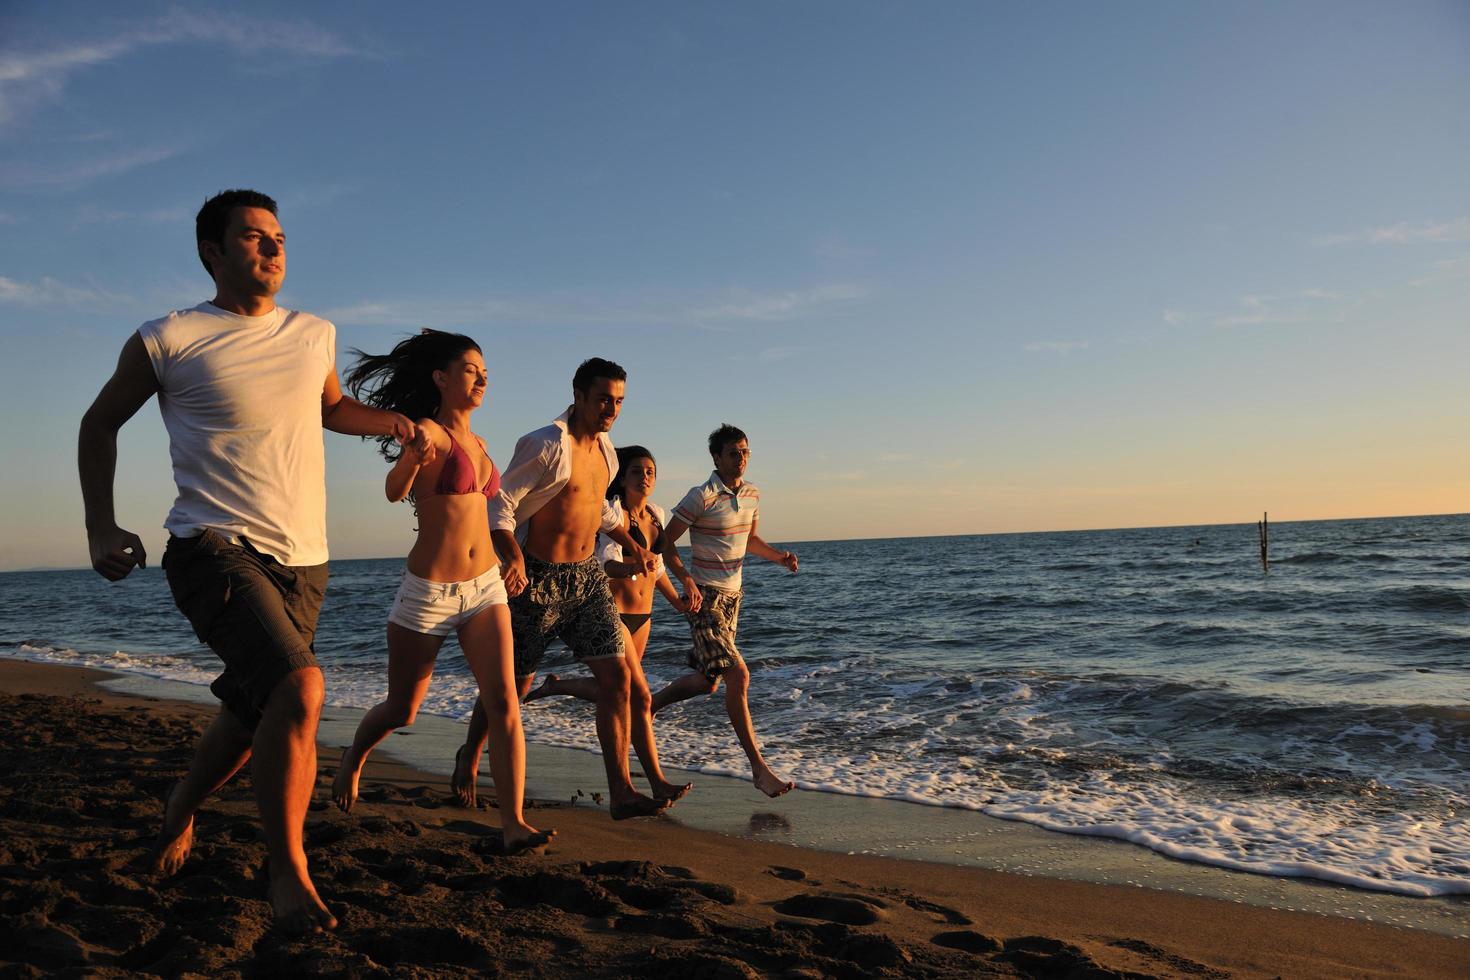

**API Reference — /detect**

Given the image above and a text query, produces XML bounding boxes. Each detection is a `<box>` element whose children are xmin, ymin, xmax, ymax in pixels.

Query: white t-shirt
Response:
<box><xmin>138</xmin><ymin>302</ymin><xmax>335</xmax><ymax>566</ymax></box>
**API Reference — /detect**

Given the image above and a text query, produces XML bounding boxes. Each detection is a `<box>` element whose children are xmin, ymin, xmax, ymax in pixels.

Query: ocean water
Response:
<box><xmin>4</xmin><ymin>514</ymin><xmax>1468</xmax><ymax>898</ymax></box>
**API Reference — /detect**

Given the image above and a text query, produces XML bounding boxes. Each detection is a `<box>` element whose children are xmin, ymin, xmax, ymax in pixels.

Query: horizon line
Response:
<box><xmin>6</xmin><ymin>509</ymin><xmax>1464</xmax><ymax>574</ymax></box>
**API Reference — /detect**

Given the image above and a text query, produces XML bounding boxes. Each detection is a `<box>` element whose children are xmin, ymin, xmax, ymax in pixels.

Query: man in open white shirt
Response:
<box><xmin>654</xmin><ymin>424</ymin><xmax>799</xmax><ymax>798</ymax></box>
<box><xmin>453</xmin><ymin>359</ymin><xmax>670</xmax><ymax>820</ymax></box>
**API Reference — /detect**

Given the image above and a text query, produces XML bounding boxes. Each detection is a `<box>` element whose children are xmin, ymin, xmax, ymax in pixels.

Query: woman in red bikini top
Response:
<box><xmin>331</xmin><ymin>330</ymin><xmax>551</xmax><ymax>856</ymax></box>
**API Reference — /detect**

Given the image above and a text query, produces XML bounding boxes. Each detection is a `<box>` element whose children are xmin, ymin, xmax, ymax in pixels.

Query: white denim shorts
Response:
<box><xmin>387</xmin><ymin>566</ymin><xmax>508</xmax><ymax>637</ymax></box>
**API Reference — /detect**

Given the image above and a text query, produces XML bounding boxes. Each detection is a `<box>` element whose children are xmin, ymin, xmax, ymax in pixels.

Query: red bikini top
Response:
<box><xmin>433</xmin><ymin>431</ymin><xmax>500</xmax><ymax>498</ymax></box>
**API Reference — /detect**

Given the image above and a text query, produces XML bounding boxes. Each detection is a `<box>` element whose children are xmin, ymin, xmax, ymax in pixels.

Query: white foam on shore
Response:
<box><xmin>7</xmin><ymin>642</ymin><xmax>1468</xmax><ymax>898</ymax></box>
<box><xmin>7</xmin><ymin>642</ymin><xmax>219</xmax><ymax>688</ymax></box>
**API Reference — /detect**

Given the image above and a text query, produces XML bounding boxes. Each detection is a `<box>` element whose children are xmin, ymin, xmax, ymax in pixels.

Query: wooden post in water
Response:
<box><xmin>1258</xmin><ymin>511</ymin><xmax>1269</xmax><ymax>574</ymax></box>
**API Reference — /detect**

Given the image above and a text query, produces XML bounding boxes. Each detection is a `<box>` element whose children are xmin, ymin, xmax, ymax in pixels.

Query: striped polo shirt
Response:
<box><xmin>672</xmin><ymin>471</ymin><xmax>760</xmax><ymax>591</ymax></box>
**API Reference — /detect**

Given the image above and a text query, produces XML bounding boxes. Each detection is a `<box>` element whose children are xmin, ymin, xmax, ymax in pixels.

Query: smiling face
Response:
<box><xmin>202</xmin><ymin>206</ymin><xmax>285</xmax><ymax>301</ymax></box>
<box><xmin>621</xmin><ymin>455</ymin><xmax>657</xmax><ymax>501</ymax></box>
<box><xmin>713</xmin><ymin>438</ymin><xmax>750</xmax><ymax>486</ymax></box>
<box><xmin>435</xmin><ymin>347</ymin><xmax>487</xmax><ymax>411</ymax></box>
<box><xmin>572</xmin><ymin>377</ymin><xmax>625</xmax><ymax>434</ymax></box>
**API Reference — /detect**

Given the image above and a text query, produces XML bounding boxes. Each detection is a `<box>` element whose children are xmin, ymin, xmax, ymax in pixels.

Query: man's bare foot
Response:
<box><xmin>652</xmin><ymin>780</ymin><xmax>693</xmax><ymax>804</ymax></box>
<box><xmin>268</xmin><ymin>873</ymin><xmax>337</xmax><ymax>936</ymax></box>
<box><xmin>331</xmin><ymin>746</ymin><xmax>361</xmax><ymax>814</ymax></box>
<box><xmin>522</xmin><ymin>673</ymin><xmax>559</xmax><ymax>703</ymax></box>
<box><xmin>152</xmin><ymin>783</ymin><xmax>194</xmax><ymax>876</ymax></box>
<box><xmin>754</xmin><ymin>769</ymin><xmax>795</xmax><ymax>798</ymax></box>
<box><xmin>610</xmin><ymin>793</ymin><xmax>672</xmax><ymax>820</ymax></box>
<box><xmin>451</xmin><ymin>743</ymin><xmax>478</xmax><ymax>808</ymax></box>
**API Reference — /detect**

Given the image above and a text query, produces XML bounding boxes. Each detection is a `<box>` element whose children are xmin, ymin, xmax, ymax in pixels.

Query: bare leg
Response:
<box><xmin>454</xmin><ymin>674</ymin><xmax>534</xmax><ymax>805</ymax></box>
<box><xmin>251</xmin><ymin>666</ymin><xmax>337</xmax><ymax>934</ymax></box>
<box><xmin>457</xmin><ymin>607</ymin><xmax>551</xmax><ymax>853</ymax></box>
<box><xmin>524</xmin><ymin>672</ymin><xmax>600</xmax><ymax>703</ymax></box>
<box><xmin>332</xmin><ymin>623</ymin><xmax>444</xmax><ymax>813</ymax></box>
<box><xmin>587</xmin><ymin>655</ymin><xmax>666</xmax><ymax>819</ymax></box>
<box><xmin>623</xmin><ymin>623</ymin><xmax>690</xmax><ymax>802</ymax></box>
<box><xmin>650</xmin><ymin>669</ymin><xmax>719</xmax><ymax>715</ymax></box>
<box><xmin>154</xmin><ymin>704</ymin><xmax>253</xmax><ymax>875</ymax></box>
<box><xmin>719</xmin><ymin>659</ymin><xmax>793</xmax><ymax>798</ymax></box>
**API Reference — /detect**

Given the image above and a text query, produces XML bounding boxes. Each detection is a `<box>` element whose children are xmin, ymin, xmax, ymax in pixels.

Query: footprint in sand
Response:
<box><xmin>997</xmin><ymin>936</ymin><xmax>1111</xmax><ymax>975</ymax></box>
<box><xmin>931</xmin><ymin>929</ymin><xmax>1001</xmax><ymax>954</ymax></box>
<box><xmin>1107</xmin><ymin>938</ymin><xmax>1231</xmax><ymax>979</ymax></box>
<box><xmin>902</xmin><ymin>895</ymin><xmax>973</xmax><ymax>925</ymax></box>
<box><xmin>771</xmin><ymin>892</ymin><xmax>886</xmax><ymax>926</ymax></box>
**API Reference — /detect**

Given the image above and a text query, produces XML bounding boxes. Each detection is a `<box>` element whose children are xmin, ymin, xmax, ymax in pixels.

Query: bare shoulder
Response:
<box><xmin>416</xmin><ymin>417</ymin><xmax>452</xmax><ymax>451</ymax></box>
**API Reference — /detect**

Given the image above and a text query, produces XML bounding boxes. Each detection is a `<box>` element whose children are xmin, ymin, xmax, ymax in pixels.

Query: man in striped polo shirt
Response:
<box><xmin>653</xmin><ymin>423</ymin><xmax>798</xmax><ymax>798</ymax></box>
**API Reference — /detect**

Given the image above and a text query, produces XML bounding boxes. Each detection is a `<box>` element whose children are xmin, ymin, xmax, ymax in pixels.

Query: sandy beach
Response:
<box><xmin>1</xmin><ymin>658</ymin><xmax>1465</xmax><ymax>978</ymax></box>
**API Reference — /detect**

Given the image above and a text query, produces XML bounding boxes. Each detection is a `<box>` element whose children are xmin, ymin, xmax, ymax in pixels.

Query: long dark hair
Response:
<box><xmin>345</xmin><ymin>329</ymin><xmax>481</xmax><ymax>461</ymax></box>
<box><xmin>606</xmin><ymin>446</ymin><xmax>656</xmax><ymax>504</ymax></box>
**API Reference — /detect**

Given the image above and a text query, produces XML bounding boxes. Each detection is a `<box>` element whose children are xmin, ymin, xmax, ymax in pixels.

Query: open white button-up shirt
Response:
<box><xmin>488</xmin><ymin>409</ymin><xmax>622</xmax><ymax>546</ymax></box>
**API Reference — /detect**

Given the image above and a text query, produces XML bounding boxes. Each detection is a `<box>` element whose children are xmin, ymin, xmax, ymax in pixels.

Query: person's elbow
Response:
<box><xmin>320</xmin><ymin>397</ymin><xmax>345</xmax><ymax>429</ymax></box>
<box><xmin>79</xmin><ymin>403</ymin><xmax>121</xmax><ymax>441</ymax></box>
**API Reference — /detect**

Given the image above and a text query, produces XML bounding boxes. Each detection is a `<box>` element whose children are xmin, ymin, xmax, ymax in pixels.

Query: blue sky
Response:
<box><xmin>2</xmin><ymin>1</ymin><xmax>1467</xmax><ymax>570</ymax></box>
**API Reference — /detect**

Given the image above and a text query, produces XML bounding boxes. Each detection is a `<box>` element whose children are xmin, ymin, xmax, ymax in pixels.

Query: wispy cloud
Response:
<box><xmin>0</xmin><ymin>144</ymin><xmax>184</xmax><ymax>191</ymax></box>
<box><xmin>322</xmin><ymin>282</ymin><xmax>869</xmax><ymax>330</ymax></box>
<box><xmin>1023</xmin><ymin>340</ymin><xmax>1089</xmax><ymax>354</ymax></box>
<box><xmin>1408</xmin><ymin>255</ymin><xmax>1470</xmax><ymax>288</ymax></box>
<box><xmin>1316</xmin><ymin>218</ymin><xmax>1470</xmax><ymax>246</ymax></box>
<box><xmin>71</xmin><ymin>203</ymin><xmax>193</xmax><ymax>225</ymax></box>
<box><xmin>1165</xmin><ymin>289</ymin><xmax>1340</xmax><ymax>329</ymax></box>
<box><xmin>688</xmin><ymin>284</ymin><xmax>867</xmax><ymax>322</ymax></box>
<box><xmin>0</xmin><ymin>11</ymin><xmax>377</xmax><ymax>127</ymax></box>
<box><xmin>0</xmin><ymin>274</ymin><xmax>131</xmax><ymax>310</ymax></box>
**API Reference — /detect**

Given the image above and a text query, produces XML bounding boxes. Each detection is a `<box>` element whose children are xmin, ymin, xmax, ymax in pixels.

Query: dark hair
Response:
<box><xmin>572</xmin><ymin>357</ymin><xmax>626</xmax><ymax>393</ymax></box>
<box><xmin>195</xmin><ymin>189</ymin><xmax>278</xmax><ymax>276</ymax></box>
<box><xmin>606</xmin><ymin>446</ymin><xmax>656</xmax><ymax>503</ymax></box>
<box><xmin>344</xmin><ymin>330</ymin><xmax>482</xmax><ymax>461</ymax></box>
<box><xmin>708</xmin><ymin>423</ymin><xmax>747</xmax><ymax>459</ymax></box>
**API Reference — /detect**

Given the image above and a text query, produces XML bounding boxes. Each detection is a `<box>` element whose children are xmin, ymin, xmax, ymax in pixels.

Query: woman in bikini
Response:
<box><xmin>331</xmin><ymin>330</ymin><xmax>550</xmax><ymax>855</ymax></box>
<box><xmin>518</xmin><ymin>446</ymin><xmax>692</xmax><ymax>803</ymax></box>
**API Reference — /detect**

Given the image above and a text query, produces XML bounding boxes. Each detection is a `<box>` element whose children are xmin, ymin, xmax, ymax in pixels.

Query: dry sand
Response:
<box><xmin>1</xmin><ymin>658</ymin><xmax>1465</xmax><ymax>978</ymax></box>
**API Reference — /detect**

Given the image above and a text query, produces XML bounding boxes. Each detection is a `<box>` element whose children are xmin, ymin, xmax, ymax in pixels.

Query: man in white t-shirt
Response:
<box><xmin>653</xmin><ymin>424</ymin><xmax>799</xmax><ymax>798</ymax></box>
<box><xmin>77</xmin><ymin>189</ymin><xmax>418</xmax><ymax>936</ymax></box>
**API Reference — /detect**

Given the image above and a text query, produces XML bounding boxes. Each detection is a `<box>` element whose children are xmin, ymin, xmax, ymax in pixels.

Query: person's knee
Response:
<box><xmin>269</xmin><ymin>666</ymin><xmax>325</xmax><ymax>723</ymax></box>
<box><xmin>383</xmin><ymin>699</ymin><xmax>419</xmax><ymax>729</ymax></box>
<box><xmin>629</xmin><ymin>677</ymin><xmax>653</xmax><ymax>715</ymax></box>
<box><xmin>480</xmin><ymin>689</ymin><xmax>519</xmax><ymax>728</ymax></box>
<box><xmin>724</xmin><ymin>661</ymin><xmax>750</xmax><ymax>690</ymax></box>
<box><xmin>596</xmin><ymin>658</ymin><xmax>631</xmax><ymax>701</ymax></box>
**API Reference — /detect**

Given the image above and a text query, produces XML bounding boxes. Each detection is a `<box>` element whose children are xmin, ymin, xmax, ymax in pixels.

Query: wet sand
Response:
<box><xmin>1</xmin><ymin>659</ymin><xmax>1466</xmax><ymax>978</ymax></box>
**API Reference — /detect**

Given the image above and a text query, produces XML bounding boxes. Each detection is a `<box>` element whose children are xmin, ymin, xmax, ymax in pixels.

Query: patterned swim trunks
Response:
<box><xmin>510</xmin><ymin>553</ymin><xmax>625</xmax><ymax>678</ymax></box>
<box><xmin>687</xmin><ymin>585</ymin><xmax>743</xmax><ymax>680</ymax></box>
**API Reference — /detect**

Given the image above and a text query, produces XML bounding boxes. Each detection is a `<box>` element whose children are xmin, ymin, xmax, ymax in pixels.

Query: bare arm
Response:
<box><xmin>321</xmin><ymin>364</ymin><xmax>414</xmax><ymax>440</ymax></box>
<box><xmin>605</xmin><ymin>523</ymin><xmax>657</xmax><ymax>576</ymax></box>
<box><xmin>493</xmin><ymin>528</ymin><xmax>527</xmax><ymax>597</ymax></box>
<box><xmin>79</xmin><ymin>333</ymin><xmax>159</xmax><ymax>580</ymax></box>
<box><xmin>748</xmin><ymin>517</ymin><xmax>798</xmax><ymax>573</ymax></box>
<box><xmin>599</xmin><ymin>514</ymin><xmax>640</xmax><ymax>579</ymax></box>
<box><xmin>655</xmin><ymin>568</ymin><xmax>686</xmax><ymax>613</ymax></box>
<box><xmin>661</xmin><ymin>516</ymin><xmax>702</xmax><ymax>613</ymax></box>
<box><xmin>384</xmin><ymin>420</ymin><xmax>438</xmax><ymax>502</ymax></box>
